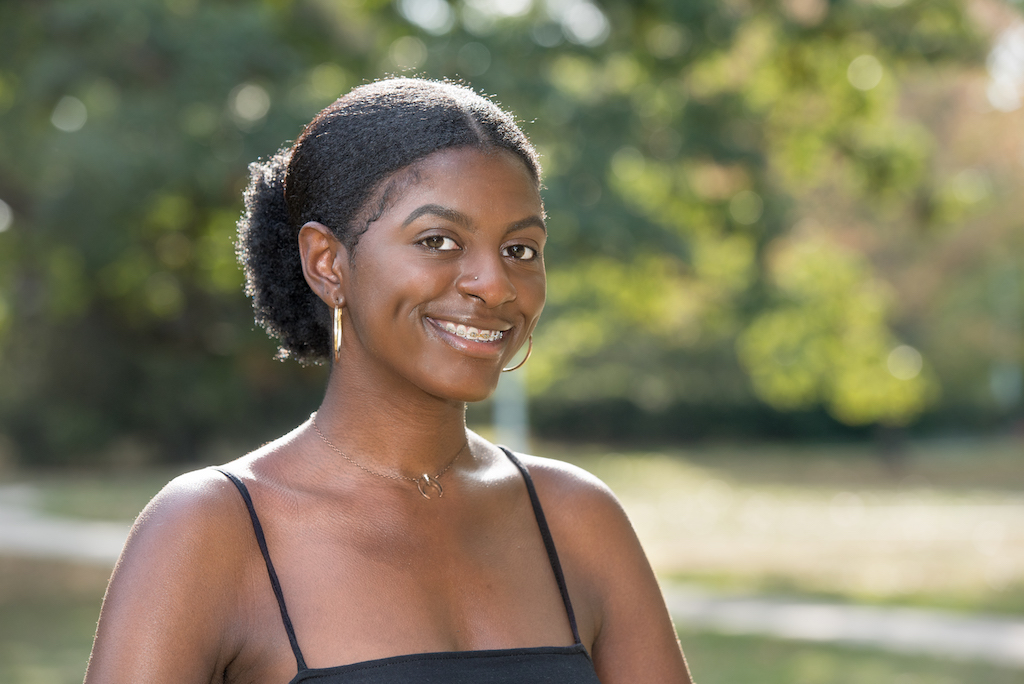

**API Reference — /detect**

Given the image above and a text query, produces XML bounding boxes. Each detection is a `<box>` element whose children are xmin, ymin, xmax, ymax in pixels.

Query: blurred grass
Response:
<box><xmin>662</xmin><ymin>570</ymin><xmax>1024</xmax><ymax>617</ymax></box>
<box><xmin>678</xmin><ymin>628</ymin><xmax>1023</xmax><ymax>684</ymax></box>
<box><xmin>0</xmin><ymin>557</ymin><xmax>108</xmax><ymax>684</ymax></box>
<box><xmin>14</xmin><ymin>467</ymin><xmax>190</xmax><ymax>522</ymax></box>
<box><xmin>540</xmin><ymin>436</ymin><xmax>1024</xmax><ymax>492</ymax></box>
<box><xmin>542</xmin><ymin>437</ymin><xmax>1024</xmax><ymax>616</ymax></box>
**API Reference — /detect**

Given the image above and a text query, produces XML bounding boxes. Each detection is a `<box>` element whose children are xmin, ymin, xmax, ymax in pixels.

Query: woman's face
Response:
<box><xmin>340</xmin><ymin>146</ymin><xmax>546</xmax><ymax>403</ymax></box>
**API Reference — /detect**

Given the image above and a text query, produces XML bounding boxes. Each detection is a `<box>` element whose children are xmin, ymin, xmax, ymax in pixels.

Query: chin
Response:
<box><xmin>461</xmin><ymin>386</ymin><xmax>498</xmax><ymax>404</ymax></box>
<box><xmin>423</xmin><ymin>373</ymin><xmax>501</xmax><ymax>404</ymax></box>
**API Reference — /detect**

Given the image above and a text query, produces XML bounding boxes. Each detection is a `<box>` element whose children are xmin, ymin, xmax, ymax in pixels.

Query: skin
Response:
<box><xmin>84</xmin><ymin>147</ymin><xmax>693</xmax><ymax>684</ymax></box>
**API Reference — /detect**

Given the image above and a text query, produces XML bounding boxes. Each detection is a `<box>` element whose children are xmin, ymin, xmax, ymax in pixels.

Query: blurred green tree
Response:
<box><xmin>0</xmin><ymin>0</ymin><xmax>1008</xmax><ymax>464</ymax></box>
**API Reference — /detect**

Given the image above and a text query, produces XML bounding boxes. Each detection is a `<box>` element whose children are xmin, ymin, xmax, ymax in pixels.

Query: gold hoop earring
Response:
<box><xmin>502</xmin><ymin>335</ymin><xmax>532</xmax><ymax>373</ymax></box>
<box><xmin>333</xmin><ymin>305</ymin><xmax>343</xmax><ymax>363</ymax></box>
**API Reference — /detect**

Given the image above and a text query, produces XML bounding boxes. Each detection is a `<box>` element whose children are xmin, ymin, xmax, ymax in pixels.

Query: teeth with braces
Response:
<box><xmin>439</xmin><ymin>321</ymin><xmax>503</xmax><ymax>342</ymax></box>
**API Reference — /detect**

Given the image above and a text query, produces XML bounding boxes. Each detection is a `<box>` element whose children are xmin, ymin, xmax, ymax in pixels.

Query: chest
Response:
<box><xmin>227</xmin><ymin>486</ymin><xmax>581</xmax><ymax>679</ymax></box>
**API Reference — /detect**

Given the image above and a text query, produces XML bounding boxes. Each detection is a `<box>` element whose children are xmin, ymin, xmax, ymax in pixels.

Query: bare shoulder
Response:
<box><xmin>512</xmin><ymin>453</ymin><xmax>627</xmax><ymax>531</ymax></box>
<box><xmin>120</xmin><ymin>466</ymin><xmax>254</xmax><ymax>566</ymax></box>
<box><xmin>510</xmin><ymin>452</ymin><xmax>639</xmax><ymax>586</ymax></box>
<box><xmin>513</xmin><ymin>453</ymin><xmax>613</xmax><ymax>495</ymax></box>
<box><xmin>138</xmin><ymin>466</ymin><xmax>245</xmax><ymax>527</ymax></box>
<box><xmin>85</xmin><ymin>466</ymin><xmax>254</xmax><ymax>683</ymax></box>
<box><xmin>512</xmin><ymin>453</ymin><xmax>693</xmax><ymax>683</ymax></box>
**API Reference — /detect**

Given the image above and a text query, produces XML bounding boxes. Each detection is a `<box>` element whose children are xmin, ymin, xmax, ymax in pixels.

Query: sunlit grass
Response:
<box><xmin>0</xmin><ymin>557</ymin><xmax>107</xmax><ymax>684</ymax></box>
<box><xmin>538</xmin><ymin>437</ymin><xmax>1024</xmax><ymax>615</ymax></box>
<box><xmin>678</xmin><ymin>627</ymin><xmax>1023</xmax><ymax>684</ymax></box>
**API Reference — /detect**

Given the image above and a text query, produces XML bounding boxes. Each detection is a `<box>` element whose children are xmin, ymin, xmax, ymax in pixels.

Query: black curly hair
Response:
<box><xmin>236</xmin><ymin>78</ymin><xmax>541</xmax><ymax>364</ymax></box>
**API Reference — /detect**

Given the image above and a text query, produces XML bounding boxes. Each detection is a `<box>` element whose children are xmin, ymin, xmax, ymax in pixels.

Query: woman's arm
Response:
<box><xmin>84</xmin><ymin>469</ymin><xmax>249</xmax><ymax>684</ymax></box>
<box><xmin>523</xmin><ymin>457</ymin><xmax>694</xmax><ymax>684</ymax></box>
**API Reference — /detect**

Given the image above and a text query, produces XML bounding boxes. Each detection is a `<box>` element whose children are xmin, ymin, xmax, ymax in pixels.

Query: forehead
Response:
<box><xmin>389</xmin><ymin>147</ymin><xmax>543</xmax><ymax>214</ymax></box>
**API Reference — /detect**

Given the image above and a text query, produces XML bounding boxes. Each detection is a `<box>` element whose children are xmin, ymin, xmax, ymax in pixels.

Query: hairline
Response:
<box><xmin>343</xmin><ymin>143</ymin><xmax>542</xmax><ymax>262</ymax></box>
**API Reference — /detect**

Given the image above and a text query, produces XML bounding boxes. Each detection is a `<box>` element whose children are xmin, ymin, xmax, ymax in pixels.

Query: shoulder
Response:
<box><xmin>510</xmin><ymin>452</ymin><xmax>639</xmax><ymax>577</ymax></box>
<box><xmin>86</xmin><ymin>466</ymin><xmax>258</xmax><ymax>681</ymax></box>
<box><xmin>112</xmin><ymin>465</ymin><xmax>256</xmax><ymax>612</ymax></box>
<box><xmin>513</xmin><ymin>453</ymin><xmax>626</xmax><ymax>526</ymax></box>
<box><xmin>142</xmin><ymin>466</ymin><xmax>244</xmax><ymax>516</ymax></box>
<box><xmin>511</xmin><ymin>453</ymin><xmax>692</xmax><ymax>682</ymax></box>
<box><xmin>128</xmin><ymin>467</ymin><xmax>250</xmax><ymax>554</ymax></box>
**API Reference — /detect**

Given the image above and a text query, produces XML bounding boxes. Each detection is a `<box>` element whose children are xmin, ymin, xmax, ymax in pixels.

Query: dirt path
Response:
<box><xmin>0</xmin><ymin>485</ymin><xmax>129</xmax><ymax>565</ymax></box>
<box><xmin>664</xmin><ymin>584</ymin><xmax>1024</xmax><ymax>670</ymax></box>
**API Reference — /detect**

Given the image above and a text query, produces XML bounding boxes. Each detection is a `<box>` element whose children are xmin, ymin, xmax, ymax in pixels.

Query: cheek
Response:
<box><xmin>529</xmin><ymin>268</ymin><xmax>547</xmax><ymax>302</ymax></box>
<box><xmin>354</xmin><ymin>255</ymin><xmax>451</xmax><ymax>322</ymax></box>
<box><xmin>520</xmin><ymin>272</ymin><xmax>547</xmax><ymax>321</ymax></box>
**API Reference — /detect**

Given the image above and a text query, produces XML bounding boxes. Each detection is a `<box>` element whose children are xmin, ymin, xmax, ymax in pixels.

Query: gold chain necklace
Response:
<box><xmin>310</xmin><ymin>413</ymin><xmax>466</xmax><ymax>499</ymax></box>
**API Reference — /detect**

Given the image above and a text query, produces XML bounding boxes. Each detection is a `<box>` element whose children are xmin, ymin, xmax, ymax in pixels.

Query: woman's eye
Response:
<box><xmin>421</xmin><ymin>235</ymin><xmax>460</xmax><ymax>251</ymax></box>
<box><xmin>502</xmin><ymin>244</ymin><xmax>537</xmax><ymax>261</ymax></box>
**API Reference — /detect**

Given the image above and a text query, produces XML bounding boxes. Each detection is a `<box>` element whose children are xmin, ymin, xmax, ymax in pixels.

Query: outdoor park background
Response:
<box><xmin>0</xmin><ymin>0</ymin><xmax>1023</xmax><ymax>681</ymax></box>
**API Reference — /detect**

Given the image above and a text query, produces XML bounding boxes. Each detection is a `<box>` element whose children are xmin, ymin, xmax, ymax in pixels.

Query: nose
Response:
<box><xmin>456</xmin><ymin>253</ymin><xmax>516</xmax><ymax>307</ymax></box>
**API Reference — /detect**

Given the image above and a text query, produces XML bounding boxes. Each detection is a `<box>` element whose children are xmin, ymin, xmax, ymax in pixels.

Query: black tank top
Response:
<box><xmin>215</xmin><ymin>449</ymin><xmax>602</xmax><ymax>684</ymax></box>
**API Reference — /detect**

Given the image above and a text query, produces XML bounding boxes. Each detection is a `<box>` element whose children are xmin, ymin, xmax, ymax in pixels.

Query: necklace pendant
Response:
<box><xmin>416</xmin><ymin>473</ymin><xmax>444</xmax><ymax>499</ymax></box>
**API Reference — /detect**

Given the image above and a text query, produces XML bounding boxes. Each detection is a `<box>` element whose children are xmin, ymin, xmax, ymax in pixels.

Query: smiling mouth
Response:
<box><xmin>431</xmin><ymin>318</ymin><xmax>506</xmax><ymax>343</ymax></box>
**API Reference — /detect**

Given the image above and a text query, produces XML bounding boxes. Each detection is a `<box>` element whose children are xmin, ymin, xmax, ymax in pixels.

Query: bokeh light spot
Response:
<box><xmin>531</xmin><ymin>21</ymin><xmax>563</xmax><ymax>47</ymax></box>
<box><xmin>554</xmin><ymin>0</ymin><xmax>610</xmax><ymax>47</ymax></box>
<box><xmin>646</xmin><ymin>24</ymin><xmax>688</xmax><ymax>59</ymax></box>
<box><xmin>847</xmin><ymin>55</ymin><xmax>883</xmax><ymax>91</ymax></box>
<box><xmin>309</xmin><ymin>63</ymin><xmax>349</xmax><ymax>102</ymax></box>
<box><xmin>51</xmin><ymin>96</ymin><xmax>87</xmax><ymax>132</ymax></box>
<box><xmin>782</xmin><ymin>0</ymin><xmax>828</xmax><ymax>26</ymax></box>
<box><xmin>951</xmin><ymin>168</ymin><xmax>991</xmax><ymax>204</ymax></box>
<box><xmin>611</xmin><ymin>146</ymin><xmax>646</xmax><ymax>182</ymax></box>
<box><xmin>398</xmin><ymin>0</ymin><xmax>455</xmax><ymax>35</ymax></box>
<box><xmin>729</xmin><ymin>190</ymin><xmax>763</xmax><ymax>224</ymax></box>
<box><xmin>389</xmin><ymin>36</ymin><xmax>428</xmax><ymax>70</ymax></box>
<box><xmin>457</xmin><ymin>42</ymin><xmax>491</xmax><ymax>76</ymax></box>
<box><xmin>231</xmin><ymin>84</ymin><xmax>271</xmax><ymax>124</ymax></box>
<box><xmin>987</xmin><ymin>23</ymin><xmax>1024</xmax><ymax>112</ymax></box>
<box><xmin>887</xmin><ymin>345</ymin><xmax>923</xmax><ymax>380</ymax></box>
<box><xmin>466</xmin><ymin>0</ymin><xmax>532</xmax><ymax>18</ymax></box>
<box><xmin>0</xmin><ymin>198</ymin><xmax>11</xmax><ymax>233</ymax></box>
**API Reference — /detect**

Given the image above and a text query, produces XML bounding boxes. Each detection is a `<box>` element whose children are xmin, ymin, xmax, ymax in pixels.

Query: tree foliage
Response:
<box><xmin>0</xmin><ymin>0</ymin><xmax>1014</xmax><ymax>464</ymax></box>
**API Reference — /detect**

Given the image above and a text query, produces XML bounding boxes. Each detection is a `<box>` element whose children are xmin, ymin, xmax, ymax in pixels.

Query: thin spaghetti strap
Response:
<box><xmin>499</xmin><ymin>448</ymin><xmax>583</xmax><ymax>645</ymax></box>
<box><xmin>213</xmin><ymin>468</ymin><xmax>308</xmax><ymax>672</ymax></box>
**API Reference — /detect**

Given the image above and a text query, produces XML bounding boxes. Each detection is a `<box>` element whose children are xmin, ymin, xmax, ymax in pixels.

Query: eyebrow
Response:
<box><xmin>401</xmin><ymin>203</ymin><xmax>547</xmax><ymax>234</ymax></box>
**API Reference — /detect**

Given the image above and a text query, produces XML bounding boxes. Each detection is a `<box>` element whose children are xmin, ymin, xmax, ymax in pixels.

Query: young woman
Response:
<box><xmin>85</xmin><ymin>78</ymin><xmax>692</xmax><ymax>684</ymax></box>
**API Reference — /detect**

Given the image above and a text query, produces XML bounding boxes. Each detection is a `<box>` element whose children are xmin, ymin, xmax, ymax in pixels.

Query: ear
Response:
<box><xmin>298</xmin><ymin>221</ymin><xmax>349</xmax><ymax>307</ymax></box>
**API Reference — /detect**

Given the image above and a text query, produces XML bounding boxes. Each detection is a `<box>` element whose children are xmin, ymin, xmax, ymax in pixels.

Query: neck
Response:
<box><xmin>312</xmin><ymin>364</ymin><xmax>471</xmax><ymax>478</ymax></box>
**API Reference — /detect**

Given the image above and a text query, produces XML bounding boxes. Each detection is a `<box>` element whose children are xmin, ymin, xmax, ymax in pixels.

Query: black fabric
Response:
<box><xmin>215</xmin><ymin>450</ymin><xmax>601</xmax><ymax>684</ymax></box>
<box><xmin>215</xmin><ymin>468</ymin><xmax>307</xmax><ymax>671</ymax></box>
<box><xmin>290</xmin><ymin>645</ymin><xmax>597</xmax><ymax>684</ymax></box>
<box><xmin>500</xmin><ymin>447</ymin><xmax>583</xmax><ymax>645</ymax></box>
